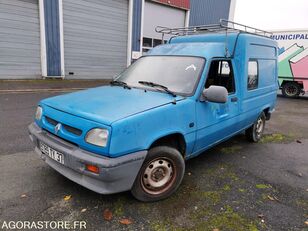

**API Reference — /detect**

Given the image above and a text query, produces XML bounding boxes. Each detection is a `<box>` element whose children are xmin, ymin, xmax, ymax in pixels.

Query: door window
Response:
<box><xmin>205</xmin><ymin>60</ymin><xmax>236</xmax><ymax>94</ymax></box>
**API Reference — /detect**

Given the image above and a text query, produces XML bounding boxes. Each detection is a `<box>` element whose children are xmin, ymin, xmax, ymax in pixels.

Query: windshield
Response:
<box><xmin>115</xmin><ymin>56</ymin><xmax>205</xmax><ymax>95</ymax></box>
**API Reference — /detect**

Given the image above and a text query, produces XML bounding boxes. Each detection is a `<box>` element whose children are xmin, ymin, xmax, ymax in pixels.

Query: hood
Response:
<box><xmin>41</xmin><ymin>86</ymin><xmax>183</xmax><ymax>125</ymax></box>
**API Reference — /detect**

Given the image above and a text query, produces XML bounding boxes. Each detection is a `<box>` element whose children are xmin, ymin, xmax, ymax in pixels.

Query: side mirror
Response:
<box><xmin>200</xmin><ymin>85</ymin><xmax>228</xmax><ymax>103</ymax></box>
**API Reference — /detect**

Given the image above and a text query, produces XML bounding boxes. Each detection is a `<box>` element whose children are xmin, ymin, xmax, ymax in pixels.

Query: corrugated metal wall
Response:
<box><xmin>189</xmin><ymin>0</ymin><xmax>231</xmax><ymax>26</ymax></box>
<box><xmin>44</xmin><ymin>0</ymin><xmax>61</xmax><ymax>76</ymax></box>
<box><xmin>0</xmin><ymin>0</ymin><xmax>41</xmax><ymax>79</ymax></box>
<box><xmin>0</xmin><ymin>0</ymin><xmax>233</xmax><ymax>79</ymax></box>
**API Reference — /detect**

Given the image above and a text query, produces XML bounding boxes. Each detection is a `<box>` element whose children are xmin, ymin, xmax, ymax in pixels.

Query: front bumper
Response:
<box><xmin>28</xmin><ymin>123</ymin><xmax>147</xmax><ymax>194</ymax></box>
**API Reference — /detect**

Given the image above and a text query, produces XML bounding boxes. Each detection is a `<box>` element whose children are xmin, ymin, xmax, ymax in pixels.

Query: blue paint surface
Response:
<box><xmin>44</xmin><ymin>0</ymin><xmax>61</xmax><ymax>76</ymax></box>
<box><xmin>41</xmin><ymin>86</ymin><xmax>184</xmax><ymax>126</ymax></box>
<box><xmin>278</xmin><ymin>47</ymin><xmax>285</xmax><ymax>55</ymax></box>
<box><xmin>190</xmin><ymin>0</ymin><xmax>231</xmax><ymax>26</ymax></box>
<box><xmin>132</xmin><ymin>0</ymin><xmax>142</xmax><ymax>52</ymax></box>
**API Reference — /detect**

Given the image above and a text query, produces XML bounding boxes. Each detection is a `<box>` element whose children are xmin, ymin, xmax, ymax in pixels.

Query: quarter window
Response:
<box><xmin>248</xmin><ymin>61</ymin><xmax>258</xmax><ymax>90</ymax></box>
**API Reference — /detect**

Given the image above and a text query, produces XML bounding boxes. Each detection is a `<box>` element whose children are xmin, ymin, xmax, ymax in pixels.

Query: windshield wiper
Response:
<box><xmin>110</xmin><ymin>80</ymin><xmax>131</xmax><ymax>89</ymax></box>
<box><xmin>138</xmin><ymin>81</ymin><xmax>176</xmax><ymax>97</ymax></box>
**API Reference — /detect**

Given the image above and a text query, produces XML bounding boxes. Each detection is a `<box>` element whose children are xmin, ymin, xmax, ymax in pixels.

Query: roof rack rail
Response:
<box><xmin>155</xmin><ymin>19</ymin><xmax>273</xmax><ymax>41</ymax></box>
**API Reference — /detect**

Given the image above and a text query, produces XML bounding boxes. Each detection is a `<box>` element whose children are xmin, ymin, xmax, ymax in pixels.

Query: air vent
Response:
<box><xmin>45</xmin><ymin>116</ymin><xmax>58</xmax><ymax>126</ymax></box>
<box><xmin>45</xmin><ymin>116</ymin><xmax>82</xmax><ymax>136</ymax></box>
<box><xmin>63</xmin><ymin>124</ymin><xmax>82</xmax><ymax>136</ymax></box>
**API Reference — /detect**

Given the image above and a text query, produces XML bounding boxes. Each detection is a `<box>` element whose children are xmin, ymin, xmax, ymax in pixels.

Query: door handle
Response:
<box><xmin>231</xmin><ymin>97</ymin><xmax>238</xmax><ymax>102</ymax></box>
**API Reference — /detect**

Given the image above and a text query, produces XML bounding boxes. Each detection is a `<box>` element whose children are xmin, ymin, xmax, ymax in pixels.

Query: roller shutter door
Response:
<box><xmin>0</xmin><ymin>0</ymin><xmax>41</xmax><ymax>79</ymax></box>
<box><xmin>63</xmin><ymin>0</ymin><xmax>128</xmax><ymax>79</ymax></box>
<box><xmin>144</xmin><ymin>1</ymin><xmax>186</xmax><ymax>39</ymax></box>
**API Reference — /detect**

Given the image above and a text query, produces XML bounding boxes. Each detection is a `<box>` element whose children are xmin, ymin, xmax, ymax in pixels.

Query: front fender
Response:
<box><xmin>109</xmin><ymin>99</ymin><xmax>196</xmax><ymax>157</ymax></box>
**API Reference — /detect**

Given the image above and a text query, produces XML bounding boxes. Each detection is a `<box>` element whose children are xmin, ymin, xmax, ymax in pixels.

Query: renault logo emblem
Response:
<box><xmin>55</xmin><ymin>123</ymin><xmax>62</xmax><ymax>134</ymax></box>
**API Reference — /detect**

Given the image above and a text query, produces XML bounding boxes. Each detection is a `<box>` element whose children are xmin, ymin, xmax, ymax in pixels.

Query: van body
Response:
<box><xmin>29</xmin><ymin>29</ymin><xmax>278</xmax><ymax>201</ymax></box>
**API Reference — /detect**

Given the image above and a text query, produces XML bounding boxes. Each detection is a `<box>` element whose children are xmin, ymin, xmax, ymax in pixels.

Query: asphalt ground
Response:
<box><xmin>0</xmin><ymin>79</ymin><xmax>110</xmax><ymax>91</ymax></box>
<box><xmin>0</xmin><ymin>86</ymin><xmax>307</xmax><ymax>231</ymax></box>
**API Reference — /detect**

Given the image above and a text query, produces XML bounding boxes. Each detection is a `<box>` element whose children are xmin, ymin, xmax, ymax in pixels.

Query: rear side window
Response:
<box><xmin>247</xmin><ymin>61</ymin><xmax>258</xmax><ymax>90</ymax></box>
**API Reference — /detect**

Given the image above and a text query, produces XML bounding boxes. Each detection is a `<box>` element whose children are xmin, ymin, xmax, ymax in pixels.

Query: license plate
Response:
<box><xmin>40</xmin><ymin>142</ymin><xmax>64</xmax><ymax>165</ymax></box>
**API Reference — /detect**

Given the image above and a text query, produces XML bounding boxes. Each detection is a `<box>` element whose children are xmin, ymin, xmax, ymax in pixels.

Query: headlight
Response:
<box><xmin>85</xmin><ymin>128</ymin><xmax>109</xmax><ymax>147</ymax></box>
<box><xmin>35</xmin><ymin>106</ymin><xmax>43</xmax><ymax>120</ymax></box>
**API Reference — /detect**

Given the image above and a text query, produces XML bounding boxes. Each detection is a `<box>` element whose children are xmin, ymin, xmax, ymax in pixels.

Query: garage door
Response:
<box><xmin>142</xmin><ymin>1</ymin><xmax>186</xmax><ymax>53</ymax></box>
<box><xmin>63</xmin><ymin>0</ymin><xmax>128</xmax><ymax>79</ymax></box>
<box><xmin>0</xmin><ymin>0</ymin><xmax>41</xmax><ymax>79</ymax></box>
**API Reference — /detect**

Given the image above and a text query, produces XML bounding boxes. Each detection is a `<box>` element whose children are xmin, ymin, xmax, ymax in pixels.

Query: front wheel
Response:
<box><xmin>282</xmin><ymin>82</ymin><xmax>301</xmax><ymax>98</ymax></box>
<box><xmin>131</xmin><ymin>146</ymin><xmax>185</xmax><ymax>202</ymax></box>
<box><xmin>245</xmin><ymin>112</ymin><xmax>266</xmax><ymax>142</ymax></box>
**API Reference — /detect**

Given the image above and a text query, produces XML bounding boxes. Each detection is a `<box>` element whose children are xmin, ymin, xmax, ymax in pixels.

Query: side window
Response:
<box><xmin>205</xmin><ymin>60</ymin><xmax>235</xmax><ymax>94</ymax></box>
<box><xmin>247</xmin><ymin>61</ymin><xmax>258</xmax><ymax>90</ymax></box>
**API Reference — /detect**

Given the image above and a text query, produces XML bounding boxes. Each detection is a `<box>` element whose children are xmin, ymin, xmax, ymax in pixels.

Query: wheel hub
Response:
<box><xmin>285</xmin><ymin>84</ymin><xmax>299</xmax><ymax>96</ymax></box>
<box><xmin>152</xmin><ymin>168</ymin><xmax>166</xmax><ymax>181</ymax></box>
<box><xmin>141</xmin><ymin>158</ymin><xmax>174</xmax><ymax>194</ymax></box>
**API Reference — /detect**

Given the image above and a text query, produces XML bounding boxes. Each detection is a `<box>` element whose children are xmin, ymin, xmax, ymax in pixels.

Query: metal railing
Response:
<box><xmin>155</xmin><ymin>19</ymin><xmax>273</xmax><ymax>42</ymax></box>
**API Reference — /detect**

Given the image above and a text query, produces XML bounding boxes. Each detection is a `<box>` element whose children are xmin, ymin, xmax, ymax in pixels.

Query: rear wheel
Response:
<box><xmin>131</xmin><ymin>146</ymin><xmax>185</xmax><ymax>202</ymax></box>
<box><xmin>282</xmin><ymin>82</ymin><xmax>301</xmax><ymax>98</ymax></box>
<box><xmin>245</xmin><ymin>112</ymin><xmax>266</xmax><ymax>142</ymax></box>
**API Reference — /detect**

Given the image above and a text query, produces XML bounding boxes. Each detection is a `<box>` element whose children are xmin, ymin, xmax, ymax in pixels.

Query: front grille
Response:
<box><xmin>45</xmin><ymin>116</ymin><xmax>82</xmax><ymax>136</ymax></box>
<box><xmin>63</xmin><ymin>124</ymin><xmax>82</xmax><ymax>136</ymax></box>
<box><xmin>45</xmin><ymin>116</ymin><xmax>58</xmax><ymax>126</ymax></box>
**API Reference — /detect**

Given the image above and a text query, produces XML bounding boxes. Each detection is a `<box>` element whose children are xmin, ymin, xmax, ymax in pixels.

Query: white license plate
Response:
<box><xmin>40</xmin><ymin>142</ymin><xmax>64</xmax><ymax>165</ymax></box>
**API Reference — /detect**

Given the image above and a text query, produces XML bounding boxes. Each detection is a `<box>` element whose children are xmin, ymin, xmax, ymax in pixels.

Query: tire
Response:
<box><xmin>245</xmin><ymin>112</ymin><xmax>266</xmax><ymax>142</ymax></box>
<box><xmin>131</xmin><ymin>146</ymin><xmax>185</xmax><ymax>202</ymax></box>
<box><xmin>281</xmin><ymin>82</ymin><xmax>300</xmax><ymax>98</ymax></box>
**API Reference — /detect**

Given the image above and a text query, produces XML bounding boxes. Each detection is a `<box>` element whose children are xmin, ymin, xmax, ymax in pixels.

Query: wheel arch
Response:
<box><xmin>149</xmin><ymin>132</ymin><xmax>187</xmax><ymax>158</ymax></box>
<box><xmin>281</xmin><ymin>80</ymin><xmax>293</xmax><ymax>86</ymax></box>
<box><xmin>262</xmin><ymin>107</ymin><xmax>271</xmax><ymax>120</ymax></box>
<box><xmin>281</xmin><ymin>80</ymin><xmax>303</xmax><ymax>88</ymax></box>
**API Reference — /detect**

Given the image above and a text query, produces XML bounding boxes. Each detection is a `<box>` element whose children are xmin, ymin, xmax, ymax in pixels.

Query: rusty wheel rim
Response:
<box><xmin>141</xmin><ymin>157</ymin><xmax>176</xmax><ymax>195</ymax></box>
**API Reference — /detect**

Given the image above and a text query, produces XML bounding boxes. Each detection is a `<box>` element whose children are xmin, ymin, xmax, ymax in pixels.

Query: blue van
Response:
<box><xmin>29</xmin><ymin>20</ymin><xmax>278</xmax><ymax>201</ymax></box>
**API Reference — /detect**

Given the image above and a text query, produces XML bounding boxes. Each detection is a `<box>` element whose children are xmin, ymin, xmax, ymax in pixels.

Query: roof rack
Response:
<box><xmin>155</xmin><ymin>19</ymin><xmax>273</xmax><ymax>41</ymax></box>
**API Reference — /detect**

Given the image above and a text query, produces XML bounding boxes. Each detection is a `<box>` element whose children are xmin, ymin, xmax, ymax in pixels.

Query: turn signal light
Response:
<box><xmin>85</xmin><ymin>164</ymin><xmax>99</xmax><ymax>174</ymax></box>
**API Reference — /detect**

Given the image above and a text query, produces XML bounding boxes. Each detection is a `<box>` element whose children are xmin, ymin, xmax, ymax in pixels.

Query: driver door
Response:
<box><xmin>193</xmin><ymin>59</ymin><xmax>240</xmax><ymax>153</ymax></box>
